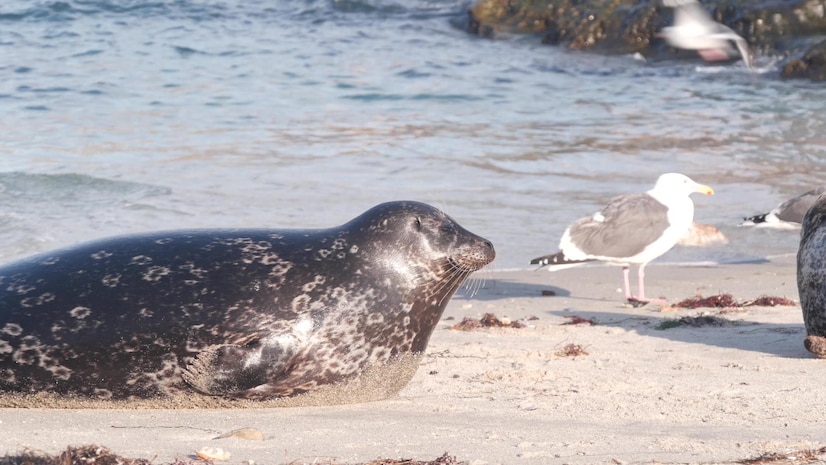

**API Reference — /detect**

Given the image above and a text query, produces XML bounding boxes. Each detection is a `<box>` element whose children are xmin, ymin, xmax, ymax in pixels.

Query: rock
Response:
<box><xmin>782</xmin><ymin>39</ymin><xmax>826</xmax><ymax>80</ymax></box>
<box><xmin>677</xmin><ymin>222</ymin><xmax>729</xmax><ymax>247</ymax></box>
<box><xmin>469</xmin><ymin>0</ymin><xmax>663</xmax><ymax>55</ymax></box>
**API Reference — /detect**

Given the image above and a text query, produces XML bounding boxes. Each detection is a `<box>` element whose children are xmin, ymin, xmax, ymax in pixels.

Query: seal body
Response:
<box><xmin>0</xmin><ymin>201</ymin><xmax>494</xmax><ymax>399</ymax></box>
<box><xmin>797</xmin><ymin>193</ymin><xmax>826</xmax><ymax>357</ymax></box>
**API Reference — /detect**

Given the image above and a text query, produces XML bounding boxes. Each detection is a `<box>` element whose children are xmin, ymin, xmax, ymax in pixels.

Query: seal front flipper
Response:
<box><xmin>804</xmin><ymin>336</ymin><xmax>826</xmax><ymax>358</ymax></box>
<box><xmin>182</xmin><ymin>340</ymin><xmax>296</xmax><ymax>397</ymax></box>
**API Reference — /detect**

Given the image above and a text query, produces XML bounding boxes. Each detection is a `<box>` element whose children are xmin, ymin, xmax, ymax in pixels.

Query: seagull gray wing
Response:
<box><xmin>566</xmin><ymin>193</ymin><xmax>671</xmax><ymax>259</ymax></box>
<box><xmin>775</xmin><ymin>187</ymin><xmax>826</xmax><ymax>223</ymax></box>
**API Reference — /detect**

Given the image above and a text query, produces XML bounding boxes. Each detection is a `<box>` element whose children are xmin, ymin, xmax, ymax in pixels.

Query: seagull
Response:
<box><xmin>740</xmin><ymin>187</ymin><xmax>826</xmax><ymax>229</ymax></box>
<box><xmin>660</xmin><ymin>0</ymin><xmax>753</xmax><ymax>70</ymax></box>
<box><xmin>530</xmin><ymin>173</ymin><xmax>714</xmax><ymax>303</ymax></box>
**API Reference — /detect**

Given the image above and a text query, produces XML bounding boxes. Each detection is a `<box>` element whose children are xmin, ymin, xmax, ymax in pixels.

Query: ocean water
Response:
<box><xmin>2</xmin><ymin>0</ymin><xmax>826</xmax><ymax>270</ymax></box>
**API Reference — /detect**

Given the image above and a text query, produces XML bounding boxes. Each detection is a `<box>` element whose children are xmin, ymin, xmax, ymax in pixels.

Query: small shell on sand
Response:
<box><xmin>196</xmin><ymin>446</ymin><xmax>231</xmax><ymax>461</ymax></box>
<box><xmin>215</xmin><ymin>427</ymin><xmax>265</xmax><ymax>441</ymax></box>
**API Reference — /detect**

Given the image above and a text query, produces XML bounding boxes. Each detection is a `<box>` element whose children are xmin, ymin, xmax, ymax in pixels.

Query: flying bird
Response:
<box><xmin>740</xmin><ymin>187</ymin><xmax>826</xmax><ymax>229</ymax></box>
<box><xmin>660</xmin><ymin>0</ymin><xmax>753</xmax><ymax>70</ymax></box>
<box><xmin>530</xmin><ymin>173</ymin><xmax>714</xmax><ymax>303</ymax></box>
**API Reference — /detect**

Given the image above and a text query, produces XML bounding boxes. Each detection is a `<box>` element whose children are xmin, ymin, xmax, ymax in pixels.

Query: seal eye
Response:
<box><xmin>414</xmin><ymin>217</ymin><xmax>422</xmax><ymax>231</ymax></box>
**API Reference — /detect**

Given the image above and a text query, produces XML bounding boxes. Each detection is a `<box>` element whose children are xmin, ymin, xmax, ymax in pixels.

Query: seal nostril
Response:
<box><xmin>484</xmin><ymin>240</ymin><xmax>493</xmax><ymax>249</ymax></box>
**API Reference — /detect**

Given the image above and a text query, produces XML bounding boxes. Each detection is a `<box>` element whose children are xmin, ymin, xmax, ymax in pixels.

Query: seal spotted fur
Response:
<box><xmin>0</xmin><ymin>201</ymin><xmax>494</xmax><ymax>399</ymax></box>
<box><xmin>797</xmin><ymin>193</ymin><xmax>826</xmax><ymax>358</ymax></box>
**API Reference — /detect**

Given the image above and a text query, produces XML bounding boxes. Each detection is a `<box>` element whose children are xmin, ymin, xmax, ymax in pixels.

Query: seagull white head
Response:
<box><xmin>652</xmin><ymin>173</ymin><xmax>714</xmax><ymax>197</ymax></box>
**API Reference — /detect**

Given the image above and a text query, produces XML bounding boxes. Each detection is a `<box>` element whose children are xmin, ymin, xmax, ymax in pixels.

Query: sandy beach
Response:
<box><xmin>1</xmin><ymin>253</ymin><xmax>824</xmax><ymax>465</ymax></box>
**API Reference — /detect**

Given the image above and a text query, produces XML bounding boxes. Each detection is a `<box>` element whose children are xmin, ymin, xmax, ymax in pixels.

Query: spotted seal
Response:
<box><xmin>0</xmin><ymin>201</ymin><xmax>494</xmax><ymax>399</ymax></box>
<box><xmin>797</xmin><ymin>193</ymin><xmax>826</xmax><ymax>357</ymax></box>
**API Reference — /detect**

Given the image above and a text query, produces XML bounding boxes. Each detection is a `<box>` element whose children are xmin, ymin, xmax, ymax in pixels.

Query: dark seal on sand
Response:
<box><xmin>797</xmin><ymin>193</ymin><xmax>826</xmax><ymax>358</ymax></box>
<box><xmin>0</xmin><ymin>201</ymin><xmax>494</xmax><ymax>399</ymax></box>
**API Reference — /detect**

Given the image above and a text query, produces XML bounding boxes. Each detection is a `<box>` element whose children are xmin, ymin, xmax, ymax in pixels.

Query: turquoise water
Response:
<box><xmin>2</xmin><ymin>0</ymin><xmax>825</xmax><ymax>269</ymax></box>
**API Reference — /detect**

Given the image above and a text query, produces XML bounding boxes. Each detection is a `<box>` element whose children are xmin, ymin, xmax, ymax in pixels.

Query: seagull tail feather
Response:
<box><xmin>530</xmin><ymin>252</ymin><xmax>592</xmax><ymax>267</ymax></box>
<box><xmin>740</xmin><ymin>213</ymin><xmax>768</xmax><ymax>225</ymax></box>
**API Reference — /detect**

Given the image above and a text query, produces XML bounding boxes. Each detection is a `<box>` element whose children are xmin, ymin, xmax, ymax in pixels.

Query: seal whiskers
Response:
<box><xmin>427</xmin><ymin>254</ymin><xmax>488</xmax><ymax>307</ymax></box>
<box><xmin>433</xmin><ymin>263</ymin><xmax>471</xmax><ymax>307</ymax></box>
<box><xmin>461</xmin><ymin>272</ymin><xmax>488</xmax><ymax>299</ymax></box>
<box><xmin>445</xmin><ymin>261</ymin><xmax>481</xmax><ymax>301</ymax></box>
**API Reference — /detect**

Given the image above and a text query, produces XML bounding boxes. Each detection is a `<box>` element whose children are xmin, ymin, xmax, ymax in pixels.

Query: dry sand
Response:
<box><xmin>1</xmin><ymin>254</ymin><xmax>824</xmax><ymax>465</ymax></box>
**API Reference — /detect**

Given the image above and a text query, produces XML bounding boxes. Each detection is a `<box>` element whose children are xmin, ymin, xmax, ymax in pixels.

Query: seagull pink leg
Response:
<box><xmin>638</xmin><ymin>264</ymin><xmax>648</xmax><ymax>300</ymax></box>
<box><xmin>636</xmin><ymin>264</ymin><xmax>666</xmax><ymax>303</ymax></box>
<box><xmin>622</xmin><ymin>266</ymin><xmax>634</xmax><ymax>300</ymax></box>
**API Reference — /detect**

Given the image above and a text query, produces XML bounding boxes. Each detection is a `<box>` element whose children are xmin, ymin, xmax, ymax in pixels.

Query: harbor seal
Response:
<box><xmin>0</xmin><ymin>201</ymin><xmax>494</xmax><ymax>399</ymax></box>
<box><xmin>797</xmin><ymin>193</ymin><xmax>826</xmax><ymax>357</ymax></box>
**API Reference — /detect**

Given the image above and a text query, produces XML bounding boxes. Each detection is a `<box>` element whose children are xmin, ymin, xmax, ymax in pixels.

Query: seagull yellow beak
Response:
<box><xmin>696</xmin><ymin>184</ymin><xmax>714</xmax><ymax>196</ymax></box>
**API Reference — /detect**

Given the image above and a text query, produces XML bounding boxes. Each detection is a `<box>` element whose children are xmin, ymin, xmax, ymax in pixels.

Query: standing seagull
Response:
<box><xmin>530</xmin><ymin>173</ymin><xmax>714</xmax><ymax>303</ymax></box>
<box><xmin>660</xmin><ymin>0</ymin><xmax>753</xmax><ymax>70</ymax></box>
<box><xmin>740</xmin><ymin>187</ymin><xmax>826</xmax><ymax>229</ymax></box>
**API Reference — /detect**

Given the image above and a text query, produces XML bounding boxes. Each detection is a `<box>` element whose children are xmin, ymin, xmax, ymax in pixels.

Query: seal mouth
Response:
<box><xmin>446</xmin><ymin>257</ymin><xmax>480</xmax><ymax>274</ymax></box>
<box><xmin>451</xmin><ymin>240</ymin><xmax>496</xmax><ymax>273</ymax></box>
<box><xmin>435</xmin><ymin>255</ymin><xmax>489</xmax><ymax>302</ymax></box>
<box><xmin>447</xmin><ymin>255</ymin><xmax>493</xmax><ymax>274</ymax></box>
<box><xmin>431</xmin><ymin>243</ymin><xmax>495</xmax><ymax>301</ymax></box>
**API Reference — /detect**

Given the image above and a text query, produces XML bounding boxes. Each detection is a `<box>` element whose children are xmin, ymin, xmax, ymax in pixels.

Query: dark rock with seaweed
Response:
<box><xmin>467</xmin><ymin>0</ymin><xmax>826</xmax><ymax>80</ymax></box>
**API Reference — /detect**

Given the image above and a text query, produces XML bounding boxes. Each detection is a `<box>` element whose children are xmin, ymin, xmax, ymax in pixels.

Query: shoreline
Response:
<box><xmin>1</xmin><ymin>255</ymin><xmax>822</xmax><ymax>465</ymax></box>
